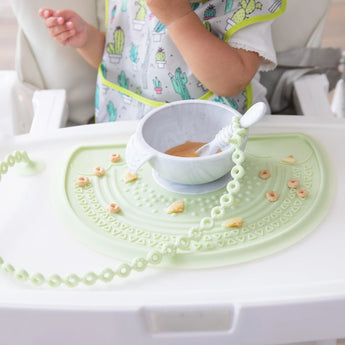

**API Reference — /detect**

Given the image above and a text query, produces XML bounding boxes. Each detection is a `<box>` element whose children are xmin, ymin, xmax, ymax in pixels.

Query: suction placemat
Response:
<box><xmin>61</xmin><ymin>133</ymin><xmax>333</xmax><ymax>268</ymax></box>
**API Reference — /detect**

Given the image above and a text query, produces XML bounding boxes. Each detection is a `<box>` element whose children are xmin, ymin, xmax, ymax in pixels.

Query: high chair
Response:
<box><xmin>0</xmin><ymin>1</ymin><xmax>345</xmax><ymax>345</ymax></box>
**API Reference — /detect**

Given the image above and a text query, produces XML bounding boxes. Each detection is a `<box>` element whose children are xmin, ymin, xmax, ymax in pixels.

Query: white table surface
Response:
<box><xmin>0</xmin><ymin>115</ymin><xmax>344</xmax><ymax>345</ymax></box>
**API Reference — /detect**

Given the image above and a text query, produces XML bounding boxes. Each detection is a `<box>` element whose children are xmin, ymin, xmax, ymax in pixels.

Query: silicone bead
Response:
<box><xmin>21</xmin><ymin>151</ymin><xmax>31</xmax><ymax>163</ymax></box>
<box><xmin>0</xmin><ymin>162</ymin><xmax>8</xmax><ymax>174</ymax></box>
<box><xmin>99</xmin><ymin>268</ymin><xmax>115</xmax><ymax>282</ymax></box>
<box><xmin>220</xmin><ymin>194</ymin><xmax>234</xmax><ymax>207</ymax></box>
<box><xmin>6</xmin><ymin>154</ymin><xmax>15</xmax><ymax>167</ymax></box>
<box><xmin>232</xmin><ymin>150</ymin><xmax>245</xmax><ymax>164</ymax></box>
<box><xmin>65</xmin><ymin>274</ymin><xmax>81</xmax><ymax>287</ymax></box>
<box><xmin>132</xmin><ymin>258</ymin><xmax>148</xmax><ymax>272</ymax></box>
<box><xmin>48</xmin><ymin>274</ymin><xmax>63</xmax><ymax>287</ymax></box>
<box><xmin>228</xmin><ymin>134</ymin><xmax>241</xmax><ymax>147</ymax></box>
<box><xmin>162</xmin><ymin>243</ymin><xmax>176</xmax><ymax>256</ymax></box>
<box><xmin>116</xmin><ymin>263</ymin><xmax>131</xmax><ymax>278</ymax></box>
<box><xmin>2</xmin><ymin>263</ymin><xmax>15</xmax><ymax>275</ymax></box>
<box><xmin>232</xmin><ymin>116</ymin><xmax>240</xmax><ymax>125</ymax></box>
<box><xmin>199</xmin><ymin>217</ymin><xmax>214</xmax><ymax>230</ymax></box>
<box><xmin>231</xmin><ymin>164</ymin><xmax>245</xmax><ymax>179</ymax></box>
<box><xmin>14</xmin><ymin>151</ymin><xmax>23</xmax><ymax>162</ymax></box>
<box><xmin>227</xmin><ymin>180</ymin><xmax>240</xmax><ymax>194</ymax></box>
<box><xmin>237</xmin><ymin>127</ymin><xmax>248</xmax><ymax>136</ymax></box>
<box><xmin>147</xmin><ymin>251</ymin><xmax>163</xmax><ymax>265</ymax></box>
<box><xmin>15</xmin><ymin>269</ymin><xmax>29</xmax><ymax>282</ymax></box>
<box><xmin>211</xmin><ymin>206</ymin><xmax>225</xmax><ymax>219</ymax></box>
<box><xmin>82</xmin><ymin>272</ymin><xmax>98</xmax><ymax>286</ymax></box>
<box><xmin>31</xmin><ymin>273</ymin><xmax>46</xmax><ymax>286</ymax></box>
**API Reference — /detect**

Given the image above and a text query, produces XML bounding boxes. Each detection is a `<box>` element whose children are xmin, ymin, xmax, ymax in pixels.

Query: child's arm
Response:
<box><xmin>146</xmin><ymin>0</ymin><xmax>261</xmax><ymax>97</ymax></box>
<box><xmin>38</xmin><ymin>8</ymin><xmax>105</xmax><ymax>68</ymax></box>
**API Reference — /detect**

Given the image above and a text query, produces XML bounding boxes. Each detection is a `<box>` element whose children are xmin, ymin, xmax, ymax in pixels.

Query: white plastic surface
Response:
<box><xmin>293</xmin><ymin>74</ymin><xmax>335</xmax><ymax>118</ymax></box>
<box><xmin>0</xmin><ymin>70</ymin><xmax>16</xmax><ymax>137</ymax></box>
<box><xmin>331</xmin><ymin>79</ymin><xmax>344</xmax><ymax>118</ymax></box>
<box><xmin>0</xmin><ymin>70</ymin><xmax>35</xmax><ymax>136</ymax></box>
<box><xmin>0</xmin><ymin>117</ymin><xmax>345</xmax><ymax>345</ymax></box>
<box><xmin>31</xmin><ymin>89</ymin><xmax>68</xmax><ymax>135</ymax></box>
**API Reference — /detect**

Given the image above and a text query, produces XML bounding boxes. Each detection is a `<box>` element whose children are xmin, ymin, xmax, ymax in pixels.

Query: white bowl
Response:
<box><xmin>126</xmin><ymin>100</ymin><xmax>244</xmax><ymax>186</ymax></box>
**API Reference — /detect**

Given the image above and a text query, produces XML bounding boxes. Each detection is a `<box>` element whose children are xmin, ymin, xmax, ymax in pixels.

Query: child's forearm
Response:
<box><xmin>77</xmin><ymin>24</ymin><xmax>105</xmax><ymax>68</ymax></box>
<box><xmin>167</xmin><ymin>12</ymin><xmax>261</xmax><ymax>97</ymax></box>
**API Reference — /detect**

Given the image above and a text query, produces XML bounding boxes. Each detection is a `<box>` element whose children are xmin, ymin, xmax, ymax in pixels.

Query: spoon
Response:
<box><xmin>195</xmin><ymin>102</ymin><xmax>267</xmax><ymax>157</ymax></box>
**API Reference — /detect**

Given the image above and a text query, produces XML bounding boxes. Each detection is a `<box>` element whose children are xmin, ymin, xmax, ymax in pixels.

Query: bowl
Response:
<box><xmin>125</xmin><ymin>100</ymin><xmax>245</xmax><ymax>186</ymax></box>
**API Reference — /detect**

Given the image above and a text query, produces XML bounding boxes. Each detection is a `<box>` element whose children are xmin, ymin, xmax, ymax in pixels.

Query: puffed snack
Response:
<box><xmin>110</xmin><ymin>153</ymin><xmax>121</xmax><ymax>163</ymax></box>
<box><xmin>167</xmin><ymin>200</ymin><xmax>184</xmax><ymax>214</ymax></box>
<box><xmin>93</xmin><ymin>166</ymin><xmax>105</xmax><ymax>177</ymax></box>
<box><xmin>296</xmin><ymin>188</ymin><xmax>308</xmax><ymax>198</ymax></box>
<box><xmin>76</xmin><ymin>176</ymin><xmax>90</xmax><ymax>187</ymax></box>
<box><xmin>266</xmin><ymin>191</ymin><xmax>279</xmax><ymax>202</ymax></box>
<box><xmin>107</xmin><ymin>203</ymin><xmax>121</xmax><ymax>213</ymax></box>
<box><xmin>259</xmin><ymin>169</ymin><xmax>271</xmax><ymax>179</ymax></box>
<box><xmin>287</xmin><ymin>178</ymin><xmax>300</xmax><ymax>189</ymax></box>
<box><xmin>124</xmin><ymin>171</ymin><xmax>137</xmax><ymax>183</ymax></box>
<box><xmin>282</xmin><ymin>155</ymin><xmax>296</xmax><ymax>164</ymax></box>
<box><xmin>222</xmin><ymin>217</ymin><xmax>243</xmax><ymax>228</ymax></box>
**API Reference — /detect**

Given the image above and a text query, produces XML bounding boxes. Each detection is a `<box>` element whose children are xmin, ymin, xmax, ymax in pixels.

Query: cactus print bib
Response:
<box><xmin>95</xmin><ymin>0</ymin><xmax>286</xmax><ymax>122</ymax></box>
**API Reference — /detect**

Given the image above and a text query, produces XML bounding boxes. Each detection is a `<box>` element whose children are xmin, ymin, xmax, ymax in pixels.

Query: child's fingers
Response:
<box><xmin>38</xmin><ymin>8</ymin><xmax>56</xmax><ymax>19</ymax></box>
<box><xmin>55</xmin><ymin>9</ymin><xmax>75</xmax><ymax>17</ymax></box>
<box><xmin>45</xmin><ymin>16</ymin><xmax>65</xmax><ymax>28</ymax></box>
<box><xmin>53</xmin><ymin>29</ymin><xmax>76</xmax><ymax>46</ymax></box>
<box><xmin>49</xmin><ymin>22</ymin><xmax>74</xmax><ymax>38</ymax></box>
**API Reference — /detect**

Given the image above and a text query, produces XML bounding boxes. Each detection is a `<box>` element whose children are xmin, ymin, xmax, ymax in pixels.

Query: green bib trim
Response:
<box><xmin>98</xmin><ymin>65</ymin><xmax>166</xmax><ymax>107</ymax></box>
<box><xmin>246</xmin><ymin>82</ymin><xmax>253</xmax><ymax>110</ymax></box>
<box><xmin>105</xmin><ymin>0</ymin><xmax>109</xmax><ymax>29</ymax></box>
<box><xmin>223</xmin><ymin>0</ymin><xmax>287</xmax><ymax>43</ymax></box>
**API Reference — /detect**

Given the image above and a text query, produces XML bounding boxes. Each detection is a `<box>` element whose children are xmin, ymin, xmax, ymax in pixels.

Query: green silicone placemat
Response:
<box><xmin>60</xmin><ymin>133</ymin><xmax>333</xmax><ymax>268</ymax></box>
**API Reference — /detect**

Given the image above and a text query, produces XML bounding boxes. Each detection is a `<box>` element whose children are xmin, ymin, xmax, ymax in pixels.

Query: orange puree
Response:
<box><xmin>165</xmin><ymin>141</ymin><xmax>206</xmax><ymax>157</ymax></box>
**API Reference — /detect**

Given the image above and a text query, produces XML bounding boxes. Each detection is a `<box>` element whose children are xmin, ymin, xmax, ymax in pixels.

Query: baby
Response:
<box><xmin>39</xmin><ymin>0</ymin><xmax>286</xmax><ymax>122</ymax></box>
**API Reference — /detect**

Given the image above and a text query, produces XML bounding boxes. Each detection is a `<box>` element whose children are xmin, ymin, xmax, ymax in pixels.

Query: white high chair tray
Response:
<box><xmin>0</xmin><ymin>116</ymin><xmax>344</xmax><ymax>345</ymax></box>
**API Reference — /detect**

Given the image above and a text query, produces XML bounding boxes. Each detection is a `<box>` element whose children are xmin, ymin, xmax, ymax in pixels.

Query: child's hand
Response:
<box><xmin>38</xmin><ymin>8</ymin><xmax>89</xmax><ymax>48</ymax></box>
<box><xmin>145</xmin><ymin>0</ymin><xmax>193</xmax><ymax>27</ymax></box>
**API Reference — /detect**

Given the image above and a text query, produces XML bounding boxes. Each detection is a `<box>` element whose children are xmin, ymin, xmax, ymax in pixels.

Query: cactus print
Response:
<box><xmin>95</xmin><ymin>0</ymin><xmax>285</xmax><ymax>122</ymax></box>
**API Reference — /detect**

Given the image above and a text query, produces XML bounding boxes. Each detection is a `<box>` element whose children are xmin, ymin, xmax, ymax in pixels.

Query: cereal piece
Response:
<box><xmin>76</xmin><ymin>176</ymin><xmax>90</xmax><ymax>187</ymax></box>
<box><xmin>259</xmin><ymin>169</ymin><xmax>271</xmax><ymax>179</ymax></box>
<box><xmin>266</xmin><ymin>191</ymin><xmax>279</xmax><ymax>202</ymax></box>
<box><xmin>222</xmin><ymin>217</ymin><xmax>243</xmax><ymax>228</ymax></box>
<box><xmin>124</xmin><ymin>171</ymin><xmax>137</xmax><ymax>183</ymax></box>
<box><xmin>107</xmin><ymin>203</ymin><xmax>121</xmax><ymax>213</ymax></box>
<box><xmin>93</xmin><ymin>166</ymin><xmax>105</xmax><ymax>177</ymax></box>
<box><xmin>296</xmin><ymin>188</ymin><xmax>308</xmax><ymax>198</ymax></box>
<box><xmin>282</xmin><ymin>155</ymin><xmax>296</xmax><ymax>164</ymax></box>
<box><xmin>110</xmin><ymin>153</ymin><xmax>121</xmax><ymax>163</ymax></box>
<box><xmin>287</xmin><ymin>178</ymin><xmax>300</xmax><ymax>189</ymax></box>
<box><xmin>167</xmin><ymin>200</ymin><xmax>184</xmax><ymax>214</ymax></box>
